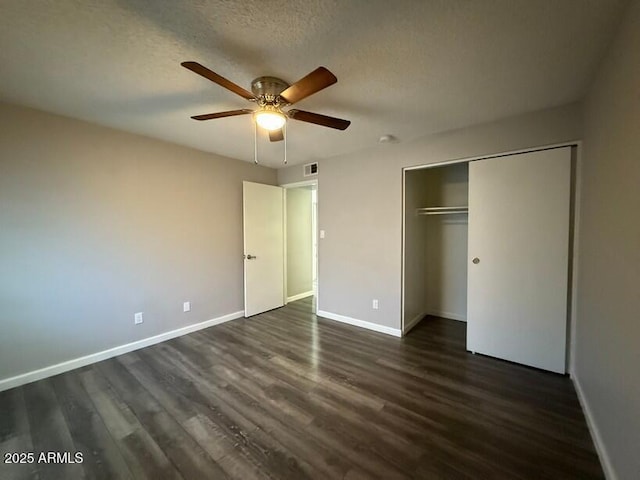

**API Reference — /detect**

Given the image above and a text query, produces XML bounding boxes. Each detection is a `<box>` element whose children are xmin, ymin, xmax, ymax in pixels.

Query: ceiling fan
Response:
<box><xmin>181</xmin><ymin>61</ymin><xmax>351</xmax><ymax>142</ymax></box>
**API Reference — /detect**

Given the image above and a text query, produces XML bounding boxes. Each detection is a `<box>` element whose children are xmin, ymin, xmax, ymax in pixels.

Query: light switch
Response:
<box><xmin>320</xmin><ymin>230</ymin><xmax>325</xmax><ymax>239</ymax></box>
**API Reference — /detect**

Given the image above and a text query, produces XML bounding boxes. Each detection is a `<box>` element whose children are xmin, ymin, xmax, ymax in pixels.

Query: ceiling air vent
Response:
<box><xmin>303</xmin><ymin>162</ymin><xmax>318</xmax><ymax>177</ymax></box>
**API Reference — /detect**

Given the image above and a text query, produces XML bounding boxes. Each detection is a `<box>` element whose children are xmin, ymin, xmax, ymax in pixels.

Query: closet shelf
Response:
<box><xmin>416</xmin><ymin>206</ymin><xmax>468</xmax><ymax>216</ymax></box>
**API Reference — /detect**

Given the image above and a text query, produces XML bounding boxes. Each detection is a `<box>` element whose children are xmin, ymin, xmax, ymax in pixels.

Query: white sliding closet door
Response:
<box><xmin>467</xmin><ymin>147</ymin><xmax>571</xmax><ymax>373</ymax></box>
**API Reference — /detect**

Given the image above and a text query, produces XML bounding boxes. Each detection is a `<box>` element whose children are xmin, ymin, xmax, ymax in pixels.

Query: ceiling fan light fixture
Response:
<box><xmin>255</xmin><ymin>109</ymin><xmax>286</xmax><ymax>131</ymax></box>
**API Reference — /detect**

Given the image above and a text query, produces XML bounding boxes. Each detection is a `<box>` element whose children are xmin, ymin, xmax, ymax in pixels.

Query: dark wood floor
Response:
<box><xmin>0</xmin><ymin>297</ymin><xmax>602</xmax><ymax>479</ymax></box>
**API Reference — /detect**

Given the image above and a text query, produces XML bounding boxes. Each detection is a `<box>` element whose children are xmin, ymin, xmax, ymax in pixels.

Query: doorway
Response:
<box><xmin>283</xmin><ymin>180</ymin><xmax>318</xmax><ymax>311</ymax></box>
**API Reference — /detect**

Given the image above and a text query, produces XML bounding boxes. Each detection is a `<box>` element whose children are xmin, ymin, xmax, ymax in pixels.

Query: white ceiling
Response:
<box><xmin>0</xmin><ymin>0</ymin><xmax>628</xmax><ymax>167</ymax></box>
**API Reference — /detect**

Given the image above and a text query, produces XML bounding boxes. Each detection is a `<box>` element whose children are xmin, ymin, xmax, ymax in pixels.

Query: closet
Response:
<box><xmin>403</xmin><ymin>146</ymin><xmax>574</xmax><ymax>374</ymax></box>
<box><xmin>404</xmin><ymin>162</ymin><xmax>469</xmax><ymax>331</ymax></box>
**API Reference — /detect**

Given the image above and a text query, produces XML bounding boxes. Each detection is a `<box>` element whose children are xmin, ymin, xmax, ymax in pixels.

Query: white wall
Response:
<box><xmin>0</xmin><ymin>102</ymin><xmax>276</xmax><ymax>386</ymax></box>
<box><xmin>302</xmin><ymin>102</ymin><xmax>582</xmax><ymax>329</ymax></box>
<box><xmin>278</xmin><ymin>163</ymin><xmax>312</xmax><ymax>185</ymax></box>
<box><xmin>286</xmin><ymin>187</ymin><xmax>313</xmax><ymax>299</ymax></box>
<box><xmin>575</xmin><ymin>0</ymin><xmax>640</xmax><ymax>478</ymax></box>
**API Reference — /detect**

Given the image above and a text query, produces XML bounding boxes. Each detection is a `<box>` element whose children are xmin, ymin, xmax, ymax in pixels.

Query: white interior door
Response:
<box><xmin>243</xmin><ymin>181</ymin><xmax>284</xmax><ymax>317</ymax></box>
<box><xmin>467</xmin><ymin>147</ymin><xmax>571</xmax><ymax>373</ymax></box>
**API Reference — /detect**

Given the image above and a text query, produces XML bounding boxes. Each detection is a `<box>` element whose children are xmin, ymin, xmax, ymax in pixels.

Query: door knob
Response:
<box><xmin>245</xmin><ymin>254</ymin><xmax>256</xmax><ymax>260</ymax></box>
<box><xmin>472</xmin><ymin>257</ymin><xmax>480</xmax><ymax>264</ymax></box>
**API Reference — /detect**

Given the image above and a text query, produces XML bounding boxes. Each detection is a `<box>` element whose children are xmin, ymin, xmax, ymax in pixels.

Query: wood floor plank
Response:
<box><xmin>120</xmin><ymin>352</ymin><xmax>272</xmax><ymax>479</ymax></box>
<box><xmin>0</xmin><ymin>388</ymin><xmax>38</xmax><ymax>480</ymax></box>
<box><xmin>0</xmin><ymin>296</ymin><xmax>604</xmax><ymax>479</ymax></box>
<box><xmin>181</xmin><ymin>413</ymin><xmax>270</xmax><ymax>480</ymax></box>
<box><xmin>51</xmin><ymin>371</ymin><xmax>133</xmax><ymax>480</ymax></box>
<box><xmin>79</xmin><ymin>369</ymin><xmax>137</xmax><ymax>441</ymax></box>
<box><xmin>22</xmin><ymin>379</ymin><xmax>86</xmax><ymax>479</ymax></box>
<box><xmin>138</xmin><ymin>343</ymin><xmax>324</xmax><ymax>479</ymax></box>
<box><xmin>97</xmin><ymin>359</ymin><xmax>228</xmax><ymax>480</ymax></box>
<box><xmin>79</xmin><ymin>367</ymin><xmax>183</xmax><ymax>480</ymax></box>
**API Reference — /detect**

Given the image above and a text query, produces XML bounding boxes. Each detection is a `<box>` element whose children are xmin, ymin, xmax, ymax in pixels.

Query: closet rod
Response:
<box><xmin>418</xmin><ymin>210</ymin><xmax>469</xmax><ymax>216</ymax></box>
<box><xmin>416</xmin><ymin>206</ymin><xmax>468</xmax><ymax>216</ymax></box>
<box><xmin>417</xmin><ymin>206</ymin><xmax>468</xmax><ymax>211</ymax></box>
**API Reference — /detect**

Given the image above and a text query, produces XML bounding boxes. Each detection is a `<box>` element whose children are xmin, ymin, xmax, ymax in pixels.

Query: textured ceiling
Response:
<box><xmin>0</xmin><ymin>0</ymin><xmax>628</xmax><ymax>167</ymax></box>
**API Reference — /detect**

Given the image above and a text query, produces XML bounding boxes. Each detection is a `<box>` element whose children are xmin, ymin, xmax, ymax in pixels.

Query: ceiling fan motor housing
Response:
<box><xmin>251</xmin><ymin>76</ymin><xmax>290</xmax><ymax>104</ymax></box>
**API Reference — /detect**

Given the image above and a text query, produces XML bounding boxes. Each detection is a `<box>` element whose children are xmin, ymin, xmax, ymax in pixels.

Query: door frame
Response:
<box><xmin>281</xmin><ymin>179</ymin><xmax>319</xmax><ymax>313</ymax></box>
<box><xmin>400</xmin><ymin>140</ymin><xmax>582</xmax><ymax>375</ymax></box>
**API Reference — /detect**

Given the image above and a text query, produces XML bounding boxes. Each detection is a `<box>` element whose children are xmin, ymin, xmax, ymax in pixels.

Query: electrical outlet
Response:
<box><xmin>134</xmin><ymin>312</ymin><xmax>144</xmax><ymax>325</ymax></box>
<box><xmin>183</xmin><ymin>301</ymin><xmax>191</xmax><ymax>313</ymax></box>
<box><xmin>372</xmin><ymin>299</ymin><xmax>379</xmax><ymax>310</ymax></box>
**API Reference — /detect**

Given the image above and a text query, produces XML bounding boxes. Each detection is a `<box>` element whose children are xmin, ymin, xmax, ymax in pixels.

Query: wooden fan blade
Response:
<box><xmin>269</xmin><ymin>129</ymin><xmax>284</xmax><ymax>142</ymax></box>
<box><xmin>181</xmin><ymin>61</ymin><xmax>256</xmax><ymax>101</ymax></box>
<box><xmin>191</xmin><ymin>109</ymin><xmax>253</xmax><ymax>121</ymax></box>
<box><xmin>279</xmin><ymin>67</ymin><xmax>337</xmax><ymax>105</ymax></box>
<box><xmin>288</xmin><ymin>109</ymin><xmax>351</xmax><ymax>130</ymax></box>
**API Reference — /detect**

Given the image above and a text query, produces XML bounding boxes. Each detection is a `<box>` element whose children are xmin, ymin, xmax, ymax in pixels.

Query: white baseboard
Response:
<box><xmin>427</xmin><ymin>309</ymin><xmax>467</xmax><ymax>322</ymax></box>
<box><xmin>573</xmin><ymin>375</ymin><xmax>617</xmax><ymax>480</ymax></box>
<box><xmin>0</xmin><ymin>310</ymin><xmax>244</xmax><ymax>392</ymax></box>
<box><xmin>403</xmin><ymin>311</ymin><xmax>427</xmax><ymax>335</ymax></box>
<box><xmin>316</xmin><ymin>310</ymin><xmax>402</xmax><ymax>337</ymax></box>
<box><xmin>286</xmin><ymin>290</ymin><xmax>314</xmax><ymax>303</ymax></box>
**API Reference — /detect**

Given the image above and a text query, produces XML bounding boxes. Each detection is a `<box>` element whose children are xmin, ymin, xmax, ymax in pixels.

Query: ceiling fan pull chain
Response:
<box><xmin>284</xmin><ymin>121</ymin><xmax>287</xmax><ymax>165</ymax></box>
<box><xmin>254</xmin><ymin>119</ymin><xmax>258</xmax><ymax>164</ymax></box>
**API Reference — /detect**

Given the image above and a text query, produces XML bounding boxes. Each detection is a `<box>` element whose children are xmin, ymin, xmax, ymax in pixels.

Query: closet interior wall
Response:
<box><xmin>404</xmin><ymin>163</ymin><xmax>469</xmax><ymax>332</ymax></box>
